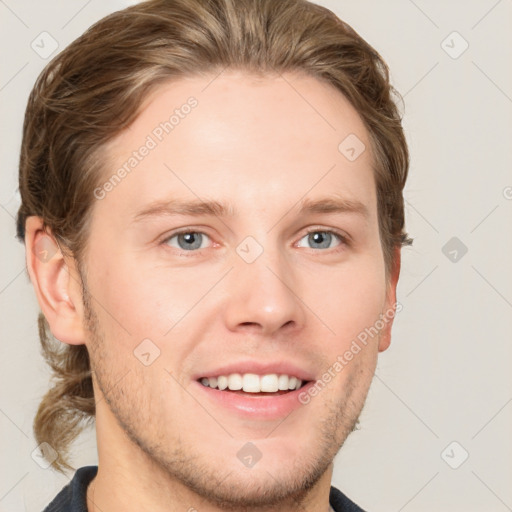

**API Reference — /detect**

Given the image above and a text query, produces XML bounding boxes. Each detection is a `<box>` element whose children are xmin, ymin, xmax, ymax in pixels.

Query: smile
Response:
<box><xmin>200</xmin><ymin>373</ymin><xmax>302</xmax><ymax>393</ymax></box>
<box><xmin>194</xmin><ymin>372</ymin><xmax>315</xmax><ymax>419</ymax></box>
<box><xmin>198</xmin><ymin>372</ymin><xmax>305</xmax><ymax>393</ymax></box>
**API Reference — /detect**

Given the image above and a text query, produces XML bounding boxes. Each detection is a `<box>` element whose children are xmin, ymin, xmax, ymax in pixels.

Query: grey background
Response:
<box><xmin>1</xmin><ymin>0</ymin><xmax>511</xmax><ymax>510</ymax></box>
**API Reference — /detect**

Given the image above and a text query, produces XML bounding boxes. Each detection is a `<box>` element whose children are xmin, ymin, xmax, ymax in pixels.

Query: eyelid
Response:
<box><xmin>159</xmin><ymin>225</ymin><xmax>351</xmax><ymax>254</ymax></box>
<box><xmin>296</xmin><ymin>227</ymin><xmax>350</xmax><ymax>249</ymax></box>
<box><xmin>160</xmin><ymin>228</ymin><xmax>214</xmax><ymax>248</ymax></box>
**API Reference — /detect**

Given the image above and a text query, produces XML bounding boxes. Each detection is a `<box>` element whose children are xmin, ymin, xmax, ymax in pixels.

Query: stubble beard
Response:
<box><xmin>82</xmin><ymin>281</ymin><xmax>369</xmax><ymax>511</ymax></box>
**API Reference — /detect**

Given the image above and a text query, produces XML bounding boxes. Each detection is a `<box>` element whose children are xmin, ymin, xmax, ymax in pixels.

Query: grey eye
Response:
<box><xmin>297</xmin><ymin>231</ymin><xmax>341</xmax><ymax>250</ymax></box>
<box><xmin>166</xmin><ymin>232</ymin><xmax>209</xmax><ymax>251</ymax></box>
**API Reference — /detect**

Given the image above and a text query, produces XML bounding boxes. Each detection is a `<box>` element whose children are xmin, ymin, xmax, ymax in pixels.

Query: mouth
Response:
<box><xmin>197</xmin><ymin>372</ymin><xmax>310</xmax><ymax>397</ymax></box>
<box><xmin>192</xmin><ymin>362</ymin><xmax>316</xmax><ymax>418</ymax></box>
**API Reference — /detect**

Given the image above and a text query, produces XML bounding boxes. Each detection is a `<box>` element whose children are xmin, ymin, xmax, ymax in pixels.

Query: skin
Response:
<box><xmin>26</xmin><ymin>70</ymin><xmax>400</xmax><ymax>512</ymax></box>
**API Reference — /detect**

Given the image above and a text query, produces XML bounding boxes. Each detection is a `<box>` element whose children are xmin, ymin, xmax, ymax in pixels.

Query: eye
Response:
<box><xmin>296</xmin><ymin>230</ymin><xmax>346</xmax><ymax>250</ymax></box>
<box><xmin>164</xmin><ymin>231</ymin><xmax>212</xmax><ymax>251</ymax></box>
<box><xmin>161</xmin><ymin>228</ymin><xmax>347</xmax><ymax>253</ymax></box>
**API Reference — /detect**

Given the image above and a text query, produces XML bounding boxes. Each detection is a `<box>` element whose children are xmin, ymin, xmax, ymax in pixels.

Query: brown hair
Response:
<box><xmin>17</xmin><ymin>0</ymin><xmax>412</xmax><ymax>472</ymax></box>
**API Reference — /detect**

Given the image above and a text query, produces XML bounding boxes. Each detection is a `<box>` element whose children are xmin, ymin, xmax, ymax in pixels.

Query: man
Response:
<box><xmin>17</xmin><ymin>0</ymin><xmax>411</xmax><ymax>510</ymax></box>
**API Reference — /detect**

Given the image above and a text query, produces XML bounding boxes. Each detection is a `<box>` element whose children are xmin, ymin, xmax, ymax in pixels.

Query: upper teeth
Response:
<box><xmin>200</xmin><ymin>373</ymin><xmax>303</xmax><ymax>393</ymax></box>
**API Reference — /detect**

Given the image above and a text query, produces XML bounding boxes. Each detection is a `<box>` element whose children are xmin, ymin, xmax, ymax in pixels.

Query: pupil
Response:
<box><xmin>310</xmin><ymin>231</ymin><xmax>330</xmax><ymax>248</ymax></box>
<box><xmin>179</xmin><ymin>232</ymin><xmax>201</xmax><ymax>250</ymax></box>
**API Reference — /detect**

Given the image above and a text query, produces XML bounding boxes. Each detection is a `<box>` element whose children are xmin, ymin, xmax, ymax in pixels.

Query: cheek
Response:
<box><xmin>311</xmin><ymin>257</ymin><xmax>387</xmax><ymax>345</ymax></box>
<box><xmin>88</xmin><ymin>253</ymin><xmax>200</xmax><ymax>340</ymax></box>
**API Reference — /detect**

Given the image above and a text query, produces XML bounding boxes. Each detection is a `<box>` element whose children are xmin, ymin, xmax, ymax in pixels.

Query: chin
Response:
<box><xmin>167</xmin><ymin>453</ymin><xmax>331</xmax><ymax>510</ymax></box>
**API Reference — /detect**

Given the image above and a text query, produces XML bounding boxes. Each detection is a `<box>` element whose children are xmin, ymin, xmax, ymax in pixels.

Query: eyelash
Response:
<box><xmin>160</xmin><ymin>227</ymin><xmax>350</xmax><ymax>257</ymax></box>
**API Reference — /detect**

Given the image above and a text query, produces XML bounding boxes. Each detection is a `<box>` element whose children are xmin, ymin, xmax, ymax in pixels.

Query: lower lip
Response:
<box><xmin>193</xmin><ymin>380</ymin><xmax>315</xmax><ymax>419</ymax></box>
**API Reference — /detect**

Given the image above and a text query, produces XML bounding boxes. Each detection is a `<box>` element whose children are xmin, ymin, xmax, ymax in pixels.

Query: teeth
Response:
<box><xmin>217</xmin><ymin>375</ymin><xmax>228</xmax><ymax>390</ymax></box>
<box><xmin>200</xmin><ymin>373</ymin><xmax>303</xmax><ymax>393</ymax></box>
<box><xmin>260</xmin><ymin>374</ymin><xmax>279</xmax><ymax>392</ymax></box>
<box><xmin>278</xmin><ymin>374</ymin><xmax>289</xmax><ymax>390</ymax></box>
<box><xmin>242</xmin><ymin>373</ymin><xmax>260</xmax><ymax>392</ymax></box>
<box><xmin>228</xmin><ymin>373</ymin><xmax>242</xmax><ymax>391</ymax></box>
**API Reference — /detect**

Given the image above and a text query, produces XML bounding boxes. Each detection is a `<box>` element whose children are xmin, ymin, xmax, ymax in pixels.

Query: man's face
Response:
<box><xmin>81</xmin><ymin>71</ymin><xmax>397</xmax><ymax>506</ymax></box>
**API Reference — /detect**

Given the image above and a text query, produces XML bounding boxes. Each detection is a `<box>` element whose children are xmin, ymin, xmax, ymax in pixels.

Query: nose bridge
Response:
<box><xmin>223</xmin><ymin>234</ymin><xmax>305</xmax><ymax>334</ymax></box>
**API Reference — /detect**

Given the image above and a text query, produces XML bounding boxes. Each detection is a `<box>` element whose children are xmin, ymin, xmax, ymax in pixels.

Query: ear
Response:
<box><xmin>25</xmin><ymin>216</ymin><xmax>86</xmax><ymax>345</ymax></box>
<box><xmin>378</xmin><ymin>247</ymin><xmax>401</xmax><ymax>353</ymax></box>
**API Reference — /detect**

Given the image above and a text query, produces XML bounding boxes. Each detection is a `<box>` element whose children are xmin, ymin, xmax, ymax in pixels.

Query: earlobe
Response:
<box><xmin>378</xmin><ymin>247</ymin><xmax>401</xmax><ymax>353</ymax></box>
<box><xmin>25</xmin><ymin>217</ymin><xmax>86</xmax><ymax>346</ymax></box>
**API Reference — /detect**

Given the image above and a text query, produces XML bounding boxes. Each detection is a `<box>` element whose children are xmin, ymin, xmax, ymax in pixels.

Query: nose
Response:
<box><xmin>223</xmin><ymin>243</ymin><xmax>306</xmax><ymax>337</ymax></box>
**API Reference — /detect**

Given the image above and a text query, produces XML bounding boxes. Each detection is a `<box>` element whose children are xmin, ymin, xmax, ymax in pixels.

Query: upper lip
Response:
<box><xmin>193</xmin><ymin>360</ymin><xmax>315</xmax><ymax>382</ymax></box>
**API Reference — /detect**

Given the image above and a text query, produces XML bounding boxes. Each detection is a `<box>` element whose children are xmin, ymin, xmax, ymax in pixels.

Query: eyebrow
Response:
<box><xmin>132</xmin><ymin>196</ymin><xmax>369</xmax><ymax>222</ymax></box>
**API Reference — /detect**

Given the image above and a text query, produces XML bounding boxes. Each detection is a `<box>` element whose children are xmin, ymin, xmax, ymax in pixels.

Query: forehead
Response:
<box><xmin>96</xmin><ymin>71</ymin><xmax>377</xmax><ymax>222</ymax></box>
